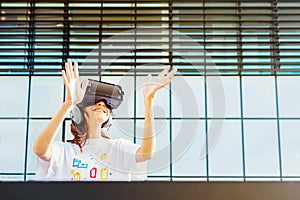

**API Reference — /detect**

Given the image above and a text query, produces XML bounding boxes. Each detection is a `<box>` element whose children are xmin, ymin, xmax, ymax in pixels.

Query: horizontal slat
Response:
<box><xmin>1</xmin><ymin>68</ymin><xmax>300</xmax><ymax>74</ymax></box>
<box><xmin>0</xmin><ymin>61</ymin><xmax>298</xmax><ymax>65</ymax></box>
<box><xmin>49</xmin><ymin>6</ymin><xmax>300</xmax><ymax>10</ymax></box>
<box><xmin>2</xmin><ymin>27</ymin><xmax>300</xmax><ymax>31</ymax></box>
<box><xmin>2</xmin><ymin>48</ymin><xmax>298</xmax><ymax>52</ymax></box>
<box><xmin>2</xmin><ymin>55</ymin><xmax>300</xmax><ymax>59</ymax></box>
<box><xmin>1</xmin><ymin>33</ymin><xmax>296</xmax><ymax>37</ymax></box>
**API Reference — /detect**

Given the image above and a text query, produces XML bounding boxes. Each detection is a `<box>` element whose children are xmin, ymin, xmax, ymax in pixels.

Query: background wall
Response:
<box><xmin>0</xmin><ymin>0</ymin><xmax>300</xmax><ymax>182</ymax></box>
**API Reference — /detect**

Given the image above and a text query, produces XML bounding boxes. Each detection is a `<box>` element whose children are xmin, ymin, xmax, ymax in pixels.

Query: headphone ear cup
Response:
<box><xmin>70</xmin><ymin>106</ymin><xmax>84</xmax><ymax>124</ymax></box>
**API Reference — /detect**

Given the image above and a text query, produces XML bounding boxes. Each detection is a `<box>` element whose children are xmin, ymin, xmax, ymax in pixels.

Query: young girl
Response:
<box><xmin>33</xmin><ymin>59</ymin><xmax>177</xmax><ymax>181</ymax></box>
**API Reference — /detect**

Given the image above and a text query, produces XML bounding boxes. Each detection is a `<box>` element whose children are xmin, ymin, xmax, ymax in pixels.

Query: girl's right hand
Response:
<box><xmin>61</xmin><ymin>59</ymin><xmax>88</xmax><ymax>107</ymax></box>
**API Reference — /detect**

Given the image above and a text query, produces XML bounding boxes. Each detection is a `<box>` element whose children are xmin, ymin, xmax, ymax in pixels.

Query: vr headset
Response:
<box><xmin>70</xmin><ymin>79</ymin><xmax>124</xmax><ymax>127</ymax></box>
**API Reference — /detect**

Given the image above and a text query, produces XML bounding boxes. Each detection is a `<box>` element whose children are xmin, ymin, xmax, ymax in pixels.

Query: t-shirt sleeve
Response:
<box><xmin>35</xmin><ymin>142</ymin><xmax>65</xmax><ymax>181</ymax></box>
<box><xmin>117</xmin><ymin>139</ymin><xmax>148</xmax><ymax>181</ymax></box>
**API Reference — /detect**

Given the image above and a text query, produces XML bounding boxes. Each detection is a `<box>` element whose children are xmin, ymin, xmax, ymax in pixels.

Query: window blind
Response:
<box><xmin>0</xmin><ymin>0</ymin><xmax>299</xmax><ymax>76</ymax></box>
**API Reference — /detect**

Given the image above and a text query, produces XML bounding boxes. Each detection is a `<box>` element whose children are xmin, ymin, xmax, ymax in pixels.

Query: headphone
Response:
<box><xmin>70</xmin><ymin>104</ymin><xmax>113</xmax><ymax>129</ymax></box>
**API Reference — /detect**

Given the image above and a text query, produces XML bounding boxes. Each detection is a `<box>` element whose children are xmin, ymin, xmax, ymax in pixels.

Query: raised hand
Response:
<box><xmin>61</xmin><ymin>59</ymin><xmax>88</xmax><ymax>107</ymax></box>
<box><xmin>142</xmin><ymin>66</ymin><xmax>177</xmax><ymax>101</ymax></box>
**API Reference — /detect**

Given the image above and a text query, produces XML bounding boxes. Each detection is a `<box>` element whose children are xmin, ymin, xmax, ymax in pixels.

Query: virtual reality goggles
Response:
<box><xmin>77</xmin><ymin>79</ymin><xmax>124</xmax><ymax>109</ymax></box>
<box><xmin>70</xmin><ymin>79</ymin><xmax>124</xmax><ymax>125</ymax></box>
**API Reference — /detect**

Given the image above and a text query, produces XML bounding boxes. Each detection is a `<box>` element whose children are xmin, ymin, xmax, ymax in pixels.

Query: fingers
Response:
<box><xmin>61</xmin><ymin>70</ymin><xmax>71</xmax><ymax>94</ymax></box>
<box><xmin>160</xmin><ymin>67</ymin><xmax>177</xmax><ymax>86</ymax></box>
<box><xmin>148</xmin><ymin>67</ymin><xmax>177</xmax><ymax>89</ymax></box>
<box><xmin>164</xmin><ymin>68</ymin><xmax>177</xmax><ymax>81</ymax></box>
<box><xmin>63</xmin><ymin>59</ymin><xmax>78</xmax><ymax>83</ymax></box>
<box><xmin>158</xmin><ymin>66</ymin><xmax>170</xmax><ymax>78</ymax></box>
<box><xmin>61</xmin><ymin>70</ymin><xmax>67</xmax><ymax>85</ymax></box>
<box><xmin>74</xmin><ymin>61</ymin><xmax>79</xmax><ymax>79</ymax></box>
<box><xmin>158</xmin><ymin>66</ymin><xmax>177</xmax><ymax>79</ymax></box>
<box><xmin>64</xmin><ymin>61</ymin><xmax>71</xmax><ymax>83</ymax></box>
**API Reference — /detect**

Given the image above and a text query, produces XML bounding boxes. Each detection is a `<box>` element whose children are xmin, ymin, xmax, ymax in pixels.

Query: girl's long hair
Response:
<box><xmin>67</xmin><ymin>106</ymin><xmax>88</xmax><ymax>152</ymax></box>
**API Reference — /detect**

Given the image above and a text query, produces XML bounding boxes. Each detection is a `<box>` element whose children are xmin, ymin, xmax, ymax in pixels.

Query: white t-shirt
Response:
<box><xmin>35</xmin><ymin>137</ymin><xmax>148</xmax><ymax>181</ymax></box>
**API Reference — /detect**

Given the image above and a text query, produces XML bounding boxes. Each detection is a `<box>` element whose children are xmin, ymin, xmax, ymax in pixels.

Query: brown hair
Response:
<box><xmin>67</xmin><ymin>119</ymin><xmax>88</xmax><ymax>152</ymax></box>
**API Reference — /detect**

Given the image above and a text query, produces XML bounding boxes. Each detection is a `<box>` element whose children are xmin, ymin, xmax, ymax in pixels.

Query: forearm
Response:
<box><xmin>33</xmin><ymin>102</ymin><xmax>72</xmax><ymax>161</ymax></box>
<box><xmin>138</xmin><ymin>99</ymin><xmax>156</xmax><ymax>161</ymax></box>
<box><xmin>136</xmin><ymin>66</ymin><xmax>176</xmax><ymax>162</ymax></box>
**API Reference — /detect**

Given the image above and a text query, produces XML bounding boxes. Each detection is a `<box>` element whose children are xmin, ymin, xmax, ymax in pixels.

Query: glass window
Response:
<box><xmin>0</xmin><ymin>120</ymin><xmax>27</xmax><ymax>181</ymax></box>
<box><xmin>172</xmin><ymin>76</ymin><xmax>205</xmax><ymax>118</ymax></box>
<box><xmin>137</xmin><ymin>120</ymin><xmax>170</xmax><ymax>177</ymax></box>
<box><xmin>172</xmin><ymin>120</ymin><xmax>206</xmax><ymax>177</ymax></box>
<box><xmin>244</xmin><ymin>120</ymin><xmax>280</xmax><ymax>177</ymax></box>
<box><xmin>242</xmin><ymin>77</ymin><xmax>276</xmax><ymax>117</ymax></box>
<box><xmin>30</xmin><ymin>77</ymin><xmax>63</xmax><ymax>117</ymax></box>
<box><xmin>208</xmin><ymin>120</ymin><xmax>243</xmax><ymax>178</ymax></box>
<box><xmin>280</xmin><ymin>120</ymin><xmax>300</xmax><ymax>177</ymax></box>
<box><xmin>207</xmin><ymin>76</ymin><xmax>241</xmax><ymax>118</ymax></box>
<box><xmin>27</xmin><ymin>120</ymin><xmax>63</xmax><ymax>180</ymax></box>
<box><xmin>0</xmin><ymin>77</ymin><xmax>28</xmax><ymax>117</ymax></box>
<box><xmin>277</xmin><ymin>77</ymin><xmax>300</xmax><ymax>117</ymax></box>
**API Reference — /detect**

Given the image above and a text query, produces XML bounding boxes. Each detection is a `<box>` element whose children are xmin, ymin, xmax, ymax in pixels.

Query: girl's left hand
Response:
<box><xmin>142</xmin><ymin>66</ymin><xmax>177</xmax><ymax>101</ymax></box>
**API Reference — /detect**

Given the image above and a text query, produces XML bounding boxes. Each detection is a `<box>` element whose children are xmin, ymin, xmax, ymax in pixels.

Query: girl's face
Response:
<box><xmin>84</xmin><ymin>100</ymin><xmax>111</xmax><ymax>126</ymax></box>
